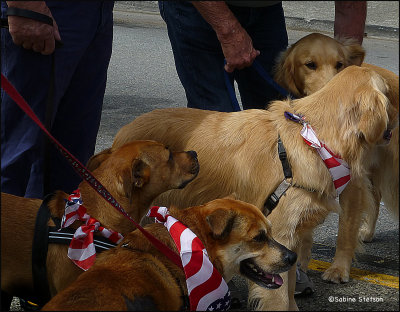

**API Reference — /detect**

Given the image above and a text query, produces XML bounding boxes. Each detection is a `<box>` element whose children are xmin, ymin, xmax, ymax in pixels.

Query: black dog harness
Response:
<box><xmin>30</xmin><ymin>194</ymin><xmax>119</xmax><ymax>307</ymax></box>
<box><xmin>262</xmin><ymin>136</ymin><xmax>293</xmax><ymax>216</ymax></box>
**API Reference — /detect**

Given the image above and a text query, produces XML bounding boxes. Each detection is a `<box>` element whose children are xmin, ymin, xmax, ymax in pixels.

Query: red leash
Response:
<box><xmin>1</xmin><ymin>73</ymin><xmax>183</xmax><ymax>269</ymax></box>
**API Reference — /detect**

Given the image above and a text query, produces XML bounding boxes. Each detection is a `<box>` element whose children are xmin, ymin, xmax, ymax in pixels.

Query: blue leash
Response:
<box><xmin>223</xmin><ymin>59</ymin><xmax>296</xmax><ymax>111</ymax></box>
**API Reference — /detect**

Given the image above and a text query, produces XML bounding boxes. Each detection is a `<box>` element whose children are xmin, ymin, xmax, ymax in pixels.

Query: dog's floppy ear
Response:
<box><xmin>273</xmin><ymin>47</ymin><xmax>302</xmax><ymax>97</ymax></box>
<box><xmin>337</xmin><ymin>37</ymin><xmax>365</xmax><ymax>66</ymax></box>
<box><xmin>86</xmin><ymin>148</ymin><xmax>112</xmax><ymax>171</ymax></box>
<box><xmin>131</xmin><ymin>159</ymin><xmax>151</xmax><ymax>189</ymax></box>
<box><xmin>206</xmin><ymin>209</ymin><xmax>236</xmax><ymax>240</ymax></box>
<box><xmin>117</xmin><ymin>159</ymin><xmax>150</xmax><ymax>198</ymax></box>
<box><xmin>356</xmin><ymin>80</ymin><xmax>389</xmax><ymax>144</ymax></box>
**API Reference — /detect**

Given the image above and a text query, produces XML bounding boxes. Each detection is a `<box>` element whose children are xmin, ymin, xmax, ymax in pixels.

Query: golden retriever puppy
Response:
<box><xmin>322</xmin><ymin>63</ymin><xmax>399</xmax><ymax>283</ymax></box>
<box><xmin>112</xmin><ymin>66</ymin><xmax>396</xmax><ymax>310</ymax></box>
<box><xmin>272</xmin><ymin>33</ymin><xmax>399</xmax><ymax>283</ymax></box>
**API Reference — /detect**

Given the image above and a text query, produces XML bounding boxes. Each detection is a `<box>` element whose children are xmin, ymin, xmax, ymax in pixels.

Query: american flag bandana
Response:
<box><xmin>60</xmin><ymin>189</ymin><xmax>124</xmax><ymax>271</ymax></box>
<box><xmin>284</xmin><ymin>111</ymin><xmax>351</xmax><ymax>195</ymax></box>
<box><xmin>147</xmin><ymin>206</ymin><xmax>231</xmax><ymax>311</ymax></box>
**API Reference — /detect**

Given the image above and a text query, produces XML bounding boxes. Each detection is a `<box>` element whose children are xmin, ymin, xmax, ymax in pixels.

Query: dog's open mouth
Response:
<box><xmin>240</xmin><ymin>258</ymin><xmax>283</xmax><ymax>289</ymax></box>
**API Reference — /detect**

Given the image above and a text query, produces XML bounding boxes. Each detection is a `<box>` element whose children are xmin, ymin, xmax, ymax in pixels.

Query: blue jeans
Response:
<box><xmin>159</xmin><ymin>1</ymin><xmax>288</xmax><ymax>111</ymax></box>
<box><xmin>1</xmin><ymin>1</ymin><xmax>114</xmax><ymax>198</ymax></box>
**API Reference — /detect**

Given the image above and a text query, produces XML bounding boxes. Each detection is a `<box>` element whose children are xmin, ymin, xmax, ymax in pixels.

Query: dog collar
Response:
<box><xmin>60</xmin><ymin>189</ymin><xmax>124</xmax><ymax>271</ymax></box>
<box><xmin>284</xmin><ymin>111</ymin><xmax>351</xmax><ymax>195</ymax></box>
<box><xmin>147</xmin><ymin>206</ymin><xmax>231</xmax><ymax>311</ymax></box>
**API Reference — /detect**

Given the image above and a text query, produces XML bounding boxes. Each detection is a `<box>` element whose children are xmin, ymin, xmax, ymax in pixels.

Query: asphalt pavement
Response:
<box><xmin>8</xmin><ymin>2</ymin><xmax>399</xmax><ymax>311</ymax></box>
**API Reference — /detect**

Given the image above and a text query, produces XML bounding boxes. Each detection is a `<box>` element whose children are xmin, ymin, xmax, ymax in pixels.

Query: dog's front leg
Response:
<box><xmin>322</xmin><ymin>179</ymin><xmax>371</xmax><ymax>283</ymax></box>
<box><xmin>287</xmin><ymin>263</ymin><xmax>298</xmax><ymax>310</ymax></box>
<box><xmin>358</xmin><ymin>175</ymin><xmax>381</xmax><ymax>242</ymax></box>
<box><xmin>298</xmin><ymin>230</ymin><xmax>313</xmax><ymax>272</ymax></box>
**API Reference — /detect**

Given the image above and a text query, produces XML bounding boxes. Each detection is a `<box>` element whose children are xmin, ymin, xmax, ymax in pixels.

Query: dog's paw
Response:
<box><xmin>322</xmin><ymin>266</ymin><xmax>350</xmax><ymax>283</ymax></box>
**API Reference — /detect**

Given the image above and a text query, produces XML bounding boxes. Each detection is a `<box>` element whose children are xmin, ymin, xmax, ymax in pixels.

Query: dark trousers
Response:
<box><xmin>1</xmin><ymin>1</ymin><xmax>114</xmax><ymax>198</ymax></box>
<box><xmin>159</xmin><ymin>1</ymin><xmax>288</xmax><ymax>112</ymax></box>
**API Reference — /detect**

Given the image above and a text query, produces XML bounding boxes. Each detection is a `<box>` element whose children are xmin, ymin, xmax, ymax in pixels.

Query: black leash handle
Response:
<box><xmin>6</xmin><ymin>7</ymin><xmax>53</xmax><ymax>26</ymax></box>
<box><xmin>1</xmin><ymin>8</ymin><xmax>63</xmax><ymax>48</ymax></box>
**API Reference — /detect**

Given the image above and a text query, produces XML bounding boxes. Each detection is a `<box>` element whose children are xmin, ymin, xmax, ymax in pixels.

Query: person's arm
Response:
<box><xmin>191</xmin><ymin>1</ymin><xmax>260</xmax><ymax>72</ymax></box>
<box><xmin>6</xmin><ymin>1</ymin><xmax>61</xmax><ymax>55</ymax></box>
<box><xmin>334</xmin><ymin>1</ymin><xmax>367</xmax><ymax>44</ymax></box>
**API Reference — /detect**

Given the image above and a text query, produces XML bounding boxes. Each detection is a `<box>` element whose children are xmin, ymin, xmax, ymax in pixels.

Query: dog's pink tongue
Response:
<box><xmin>265</xmin><ymin>273</ymin><xmax>283</xmax><ymax>286</ymax></box>
<box><xmin>273</xmin><ymin>274</ymin><xmax>283</xmax><ymax>286</ymax></box>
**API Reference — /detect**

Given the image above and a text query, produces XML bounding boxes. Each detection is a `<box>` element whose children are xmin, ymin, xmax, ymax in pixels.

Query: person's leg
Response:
<box><xmin>334</xmin><ymin>1</ymin><xmax>366</xmax><ymax>44</ymax></box>
<box><xmin>1</xmin><ymin>1</ymin><xmax>113</xmax><ymax>198</ymax></box>
<box><xmin>232</xmin><ymin>3</ymin><xmax>288</xmax><ymax>110</ymax></box>
<box><xmin>47</xmin><ymin>1</ymin><xmax>114</xmax><ymax>194</ymax></box>
<box><xmin>159</xmin><ymin>1</ymin><xmax>236</xmax><ymax>112</ymax></box>
<box><xmin>1</xmin><ymin>3</ymin><xmax>52</xmax><ymax>198</ymax></box>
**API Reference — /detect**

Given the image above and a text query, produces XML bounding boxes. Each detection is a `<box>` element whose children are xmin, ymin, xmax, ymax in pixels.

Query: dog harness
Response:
<box><xmin>30</xmin><ymin>192</ymin><xmax>124</xmax><ymax>308</ymax></box>
<box><xmin>263</xmin><ymin>136</ymin><xmax>293</xmax><ymax>216</ymax></box>
<box><xmin>59</xmin><ymin>189</ymin><xmax>124</xmax><ymax>271</ymax></box>
<box><xmin>263</xmin><ymin>112</ymin><xmax>352</xmax><ymax>216</ymax></box>
<box><xmin>147</xmin><ymin>206</ymin><xmax>231</xmax><ymax>311</ymax></box>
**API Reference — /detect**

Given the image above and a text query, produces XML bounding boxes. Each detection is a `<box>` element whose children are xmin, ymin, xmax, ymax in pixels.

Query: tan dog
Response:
<box><xmin>273</xmin><ymin>33</ymin><xmax>399</xmax><ymax>283</ymax></box>
<box><xmin>1</xmin><ymin>140</ymin><xmax>199</xmax><ymax>309</ymax></box>
<box><xmin>111</xmin><ymin>66</ymin><xmax>396</xmax><ymax>310</ymax></box>
<box><xmin>42</xmin><ymin>197</ymin><xmax>297</xmax><ymax>311</ymax></box>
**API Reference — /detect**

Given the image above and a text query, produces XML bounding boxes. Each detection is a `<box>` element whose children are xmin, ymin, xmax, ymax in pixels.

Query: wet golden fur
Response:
<box><xmin>112</xmin><ymin>66</ymin><xmax>396</xmax><ymax>310</ymax></box>
<box><xmin>42</xmin><ymin>197</ymin><xmax>296</xmax><ymax>311</ymax></box>
<box><xmin>1</xmin><ymin>140</ymin><xmax>199</xmax><ymax>308</ymax></box>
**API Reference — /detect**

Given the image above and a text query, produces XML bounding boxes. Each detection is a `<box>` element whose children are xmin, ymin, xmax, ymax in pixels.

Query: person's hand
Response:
<box><xmin>218</xmin><ymin>22</ymin><xmax>260</xmax><ymax>73</ymax></box>
<box><xmin>6</xmin><ymin>1</ymin><xmax>61</xmax><ymax>55</ymax></box>
<box><xmin>191</xmin><ymin>1</ymin><xmax>260</xmax><ymax>73</ymax></box>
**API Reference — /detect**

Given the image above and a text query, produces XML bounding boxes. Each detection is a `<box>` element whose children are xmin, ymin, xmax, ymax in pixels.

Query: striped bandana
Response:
<box><xmin>147</xmin><ymin>206</ymin><xmax>231</xmax><ymax>311</ymax></box>
<box><xmin>284</xmin><ymin>112</ymin><xmax>351</xmax><ymax>195</ymax></box>
<box><xmin>60</xmin><ymin>189</ymin><xmax>124</xmax><ymax>271</ymax></box>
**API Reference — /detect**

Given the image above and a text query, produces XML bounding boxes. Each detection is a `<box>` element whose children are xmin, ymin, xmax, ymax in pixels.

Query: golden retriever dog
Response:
<box><xmin>1</xmin><ymin>140</ymin><xmax>199</xmax><ymax>309</ymax></box>
<box><xmin>111</xmin><ymin>66</ymin><xmax>397</xmax><ymax>310</ymax></box>
<box><xmin>273</xmin><ymin>32</ymin><xmax>366</xmax><ymax>98</ymax></box>
<box><xmin>273</xmin><ymin>32</ymin><xmax>399</xmax><ymax>283</ymax></box>
<box><xmin>42</xmin><ymin>197</ymin><xmax>297</xmax><ymax>311</ymax></box>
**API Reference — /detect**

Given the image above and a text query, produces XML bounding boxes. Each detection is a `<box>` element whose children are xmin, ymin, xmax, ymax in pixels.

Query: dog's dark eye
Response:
<box><xmin>335</xmin><ymin>61</ymin><xmax>344</xmax><ymax>70</ymax></box>
<box><xmin>253</xmin><ymin>230</ymin><xmax>267</xmax><ymax>243</ymax></box>
<box><xmin>305</xmin><ymin>62</ymin><xmax>317</xmax><ymax>70</ymax></box>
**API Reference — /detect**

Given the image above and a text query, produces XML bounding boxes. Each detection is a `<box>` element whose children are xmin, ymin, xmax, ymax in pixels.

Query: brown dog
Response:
<box><xmin>1</xmin><ymin>140</ymin><xmax>199</xmax><ymax>309</ymax></box>
<box><xmin>111</xmin><ymin>66</ymin><xmax>396</xmax><ymax>310</ymax></box>
<box><xmin>272</xmin><ymin>33</ymin><xmax>399</xmax><ymax>283</ymax></box>
<box><xmin>42</xmin><ymin>197</ymin><xmax>297</xmax><ymax>311</ymax></box>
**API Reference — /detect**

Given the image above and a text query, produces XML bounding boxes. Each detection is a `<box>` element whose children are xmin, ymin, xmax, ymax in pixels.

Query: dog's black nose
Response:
<box><xmin>383</xmin><ymin>129</ymin><xmax>392</xmax><ymax>140</ymax></box>
<box><xmin>284</xmin><ymin>250</ymin><xmax>298</xmax><ymax>266</ymax></box>
<box><xmin>188</xmin><ymin>150</ymin><xmax>198</xmax><ymax>159</ymax></box>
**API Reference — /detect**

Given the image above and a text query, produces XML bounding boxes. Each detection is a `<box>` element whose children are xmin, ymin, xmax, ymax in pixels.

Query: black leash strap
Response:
<box><xmin>263</xmin><ymin>136</ymin><xmax>293</xmax><ymax>216</ymax></box>
<box><xmin>43</xmin><ymin>53</ymin><xmax>56</xmax><ymax>196</ymax></box>
<box><xmin>1</xmin><ymin>8</ymin><xmax>63</xmax><ymax>48</ymax></box>
<box><xmin>6</xmin><ymin>7</ymin><xmax>53</xmax><ymax>26</ymax></box>
<box><xmin>31</xmin><ymin>193</ymin><xmax>54</xmax><ymax>306</ymax></box>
